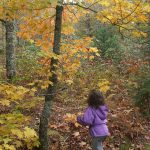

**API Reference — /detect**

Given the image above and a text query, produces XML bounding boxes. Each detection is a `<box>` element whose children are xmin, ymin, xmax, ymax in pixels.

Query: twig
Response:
<box><xmin>65</xmin><ymin>6</ymin><xmax>79</xmax><ymax>21</ymax></box>
<box><xmin>121</xmin><ymin>1</ymin><xmax>141</xmax><ymax>22</ymax></box>
<box><xmin>61</xmin><ymin>136</ymin><xmax>70</xmax><ymax>146</ymax></box>
<box><xmin>86</xmin><ymin>0</ymin><xmax>101</xmax><ymax>9</ymax></box>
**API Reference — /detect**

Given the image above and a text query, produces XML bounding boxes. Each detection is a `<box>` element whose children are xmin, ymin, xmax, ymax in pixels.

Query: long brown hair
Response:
<box><xmin>87</xmin><ymin>90</ymin><xmax>105</xmax><ymax>108</ymax></box>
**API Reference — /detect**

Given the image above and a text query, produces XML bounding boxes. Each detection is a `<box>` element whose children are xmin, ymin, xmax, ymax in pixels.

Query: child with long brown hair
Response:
<box><xmin>77</xmin><ymin>90</ymin><xmax>110</xmax><ymax>150</ymax></box>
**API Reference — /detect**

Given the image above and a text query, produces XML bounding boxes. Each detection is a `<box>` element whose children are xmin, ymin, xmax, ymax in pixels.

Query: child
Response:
<box><xmin>77</xmin><ymin>90</ymin><xmax>110</xmax><ymax>150</ymax></box>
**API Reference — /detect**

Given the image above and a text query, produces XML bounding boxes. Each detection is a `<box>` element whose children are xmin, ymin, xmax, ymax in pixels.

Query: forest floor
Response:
<box><xmin>31</xmin><ymin>95</ymin><xmax>150</xmax><ymax>150</ymax></box>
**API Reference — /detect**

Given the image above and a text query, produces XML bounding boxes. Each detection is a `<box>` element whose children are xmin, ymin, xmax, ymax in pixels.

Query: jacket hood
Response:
<box><xmin>94</xmin><ymin>105</ymin><xmax>108</xmax><ymax>120</ymax></box>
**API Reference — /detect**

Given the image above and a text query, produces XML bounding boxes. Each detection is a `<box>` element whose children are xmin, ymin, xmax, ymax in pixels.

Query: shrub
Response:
<box><xmin>93</xmin><ymin>25</ymin><xmax>124</xmax><ymax>63</ymax></box>
<box><xmin>134</xmin><ymin>78</ymin><xmax>150</xmax><ymax>117</ymax></box>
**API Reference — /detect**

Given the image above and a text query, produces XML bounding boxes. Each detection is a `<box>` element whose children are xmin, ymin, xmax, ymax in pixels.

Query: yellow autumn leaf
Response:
<box><xmin>89</xmin><ymin>56</ymin><xmax>95</xmax><ymax>60</ymax></box>
<box><xmin>27</xmin><ymin>82</ymin><xmax>35</xmax><ymax>86</ymax></box>
<box><xmin>22</xmin><ymin>32</ymin><xmax>30</xmax><ymax>40</ymax></box>
<box><xmin>95</xmin><ymin>53</ymin><xmax>100</xmax><ymax>56</ymax></box>
<box><xmin>3</xmin><ymin>144</ymin><xmax>16</xmax><ymax>150</ymax></box>
<box><xmin>36</xmin><ymin>40</ymin><xmax>42</xmax><ymax>46</ymax></box>
<box><xmin>66</xmin><ymin>80</ymin><xmax>73</xmax><ymax>85</ymax></box>
<box><xmin>0</xmin><ymin>145</ymin><xmax>3</xmax><ymax>150</ymax></box>
<box><xmin>31</xmin><ymin>88</ymin><xmax>37</xmax><ymax>92</ymax></box>
<box><xmin>0</xmin><ymin>99</ymin><xmax>10</xmax><ymax>106</ymax></box>
<box><xmin>11</xmin><ymin>129</ymin><xmax>24</xmax><ymax>139</ymax></box>
<box><xmin>62</xmin><ymin>26</ymin><xmax>74</xmax><ymax>35</ymax></box>
<box><xmin>86</xmin><ymin>0</ymin><xmax>94</xmax><ymax>2</ymax></box>
<box><xmin>64</xmin><ymin>113</ymin><xmax>76</xmax><ymax>122</ymax></box>
<box><xmin>5</xmin><ymin>90</ymin><xmax>13</xmax><ymax>95</ymax></box>
<box><xmin>24</xmin><ymin>127</ymin><xmax>37</xmax><ymax>138</ymax></box>
<box><xmin>0</xmin><ymin>119</ymin><xmax>5</xmax><ymax>124</ymax></box>
<box><xmin>12</xmin><ymin>94</ymin><xmax>20</xmax><ymax>100</ymax></box>
<box><xmin>41</xmin><ymin>42</ymin><xmax>51</xmax><ymax>51</ymax></box>
<box><xmin>3</xmin><ymin>138</ymin><xmax>12</xmax><ymax>144</ymax></box>
<box><xmin>75</xmin><ymin>122</ymin><xmax>81</xmax><ymax>127</ymax></box>
<box><xmin>89</xmin><ymin>47</ymin><xmax>98</xmax><ymax>53</ymax></box>
<box><xmin>41</xmin><ymin>85</ymin><xmax>48</xmax><ymax>89</ymax></box>
<box><xmin>29</xmin><ymin>39</ymin><xmax>34</xmax><ymax>44</ymax></box>
<box><xmin>140</xmin><ymin>31</ymin><xmax>147</xmax><ymax>37</ymax></box>
<box><xmin>99</xmin><ymin>1</ymin><xmax>110</xmax><ymax>7</ymax></box>
<box><xmin>14</xmin><ymin>141</ymin><xmax>22</xmax><ymax>148</ymax></box>
<box><xmin>132</xmin><ymin>31</ymin><xmax>142</xmax><ymax>37</ymax></box>
<box><xmin>98</xmin><ymin>80</ymin><xmax>110</xmax><ymax>93</ymax></box>
<box><xmin>100</xmin><ymin>85</ymin><xmax>110</xmax><ymax>93</ymax></box>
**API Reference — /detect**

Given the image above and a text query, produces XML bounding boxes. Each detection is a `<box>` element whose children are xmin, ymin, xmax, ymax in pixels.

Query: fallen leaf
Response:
<box><xmin>79</xmin><ymin>141</ymin><xmax>86</xmax><ymax>147</ymax></box>
<box><xmin>73</xmin><ymin>132</ymin><xmax>80</xmax><ymax>137</ymax></box>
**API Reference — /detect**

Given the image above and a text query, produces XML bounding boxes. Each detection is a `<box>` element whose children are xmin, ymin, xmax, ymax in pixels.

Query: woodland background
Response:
<box><xmin>0</xmin><ymin>0</ymin><xmax>150</xmax><ymax>150</ymax></box>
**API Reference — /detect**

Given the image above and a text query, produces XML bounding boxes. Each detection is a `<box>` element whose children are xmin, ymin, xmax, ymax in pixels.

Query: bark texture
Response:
<box><xmin>5</xmin><ymin>21</ymin><xmax>16</xmax><ymax>81</ymax></box>
<box><xmin>39</xmin><ymin>4</ymin><xmax>63</xmax><ymax>150</ymax></box>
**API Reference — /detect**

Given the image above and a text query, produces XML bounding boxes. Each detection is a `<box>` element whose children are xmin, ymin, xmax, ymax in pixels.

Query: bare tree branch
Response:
<box><xmin>86</xmin><ymin>0</ymin><xmax>101</xmax><ymax>9</ymax></box>
<box><xmin>63</xmin><ymin>1</ymin><xmax>144</xmax><ymax>36</ymax></box>
<box><xmin>121</xmin><ymin>1</ymin><xmax>141</xmax><ymax>21</ymax></box>
<box><xmin>65</xmin><ymin>6</ymin><xmax>79</xmax><ymax>21</ymax></box>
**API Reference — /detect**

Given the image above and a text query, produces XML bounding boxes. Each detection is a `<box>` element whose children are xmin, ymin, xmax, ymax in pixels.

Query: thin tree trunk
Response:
<box><xmin>39</xmin><ymin>3</ymin><xmax>63</xmax><ymax>150</ymax></box>
<box><xmin>5</xmin><ymin>21</ymin><xmax>16</xmax><ymax>81</ymax></box>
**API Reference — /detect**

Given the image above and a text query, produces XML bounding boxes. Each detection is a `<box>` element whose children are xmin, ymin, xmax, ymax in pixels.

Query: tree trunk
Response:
<box><xmin>5</xmin><ymin>21</ymin><xmax>16</xmax><ymax>81</ymax></box>
<box><xmin>39</xmin><ymin>3</ymin><xmax>63</xmax><ymax>150</ymax></box>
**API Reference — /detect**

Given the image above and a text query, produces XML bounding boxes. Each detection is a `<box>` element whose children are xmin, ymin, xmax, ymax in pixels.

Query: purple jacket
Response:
<box><xmin>77</xmin><ymin>105</ymin><xmax>110</xmax><ymax>137</ymax></box>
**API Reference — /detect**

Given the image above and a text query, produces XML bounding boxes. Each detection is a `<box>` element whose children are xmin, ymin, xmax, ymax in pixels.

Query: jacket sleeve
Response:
<box><xmin>77</xmin><ymin>107</ymin><xmax>94</xmax><ymax>126</ymax></box>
